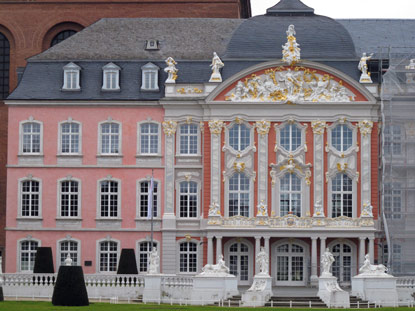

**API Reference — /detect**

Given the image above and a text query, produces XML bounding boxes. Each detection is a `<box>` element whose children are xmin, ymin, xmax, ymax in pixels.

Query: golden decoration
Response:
<box><xmin>162</xmin><ymin>120</ymin><xmax>177</xmax><ymax>136</ymax></box>
<box><xmin>233</xmin><ymin>162</ymin><xmax>246</xmax><ymax>173</ymax></box>
<box><xmin>255</xmin><ymin>120</ymin><xmax>271</xmax><ymax>136</ymax></box>
<box><xmin>311</xmin><ymin>120</ymin><xmax>327</xmax><ymax>135</ymax></box>
<box><xmin>176</xmin><ymin>87</ymin><xmax>203</xmax><ymax>95</ymax></box>
<box><xmin>208</xmin><ymin>120</ymin><xmax>224</xmax><ymax>135</ymax></box>
<box><xmin>337</xmin><ymin>162</ymin><xmax>348</xmax><ymax>173</ymax></box>
<box><xmin>358</xmin><ymin>120</ymin><xmax>374</xmax><ymax>137</ymax></box>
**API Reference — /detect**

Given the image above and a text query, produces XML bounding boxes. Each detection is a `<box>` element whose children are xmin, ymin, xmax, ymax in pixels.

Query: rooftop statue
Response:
<box><xmin>209</xmin><ymin>52</ymin><xmax>224</xmax><ymax>82</ymax></box>
<box><xmin>282</xmin><ymin>24</ymin><xmax>301</xmax><ymax>65</ymax></box>
<box><xmin>164</xmin><ymin>57</ymin><xmax>178</xmax><ymax>83</ymax></box>
<box><xmin>358</xmin><ymin>52</ymin><xmax>374</xmax><ymax>83</ymax></box>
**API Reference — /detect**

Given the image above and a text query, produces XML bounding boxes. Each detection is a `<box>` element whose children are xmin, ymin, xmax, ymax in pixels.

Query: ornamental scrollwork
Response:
<box><xmin>255</xmin><ymin>120</ymin><xmax>271</xmax><ymax>136</ymax></box>
<box><xmin>358</xmin><ymin>120</ymin><xmax>374</xmax><ymax>137</ymax></box>
<box><xmin>208</xmin><ymin>120</ymin><xmax>224</xmax><ymax>135</ymax></box>
<box><xmin>311</xmin><ymin>120</ymin><xmax>327</xmax><ymax>135</ymax></box>
<box><xmin>162</xmin><ymin>120</ymin><xmax>177</xmax><ymax>136</ymax></box>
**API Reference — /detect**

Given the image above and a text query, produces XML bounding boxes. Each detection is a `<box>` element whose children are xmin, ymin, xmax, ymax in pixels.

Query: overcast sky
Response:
<box><xmin>251</xmin><ymin>0</ymin><xmax>415</xmax><ymax>19</ymax></box>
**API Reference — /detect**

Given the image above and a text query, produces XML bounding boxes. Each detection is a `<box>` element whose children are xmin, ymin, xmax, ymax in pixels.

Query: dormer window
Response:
<box><xmin>141</xmin><ymin>62</ymin><xmax>159</xmax><ymax>91</ymax></box>
<box><xmin>62</xmin><ymin>62</ymin><xmax>81</xmax><ymax>91</ymax></box>
<box><xmin>102</xmin><ymin>63</ymin><xmax>120</xmax><ymax>91</ymax></box>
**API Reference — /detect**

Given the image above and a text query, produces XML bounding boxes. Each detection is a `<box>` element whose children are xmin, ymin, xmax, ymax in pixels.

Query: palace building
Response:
<box><xmin>3</xmin><ymin>0</ymin><xmax>415</xmax><ymax>287</ymax></box>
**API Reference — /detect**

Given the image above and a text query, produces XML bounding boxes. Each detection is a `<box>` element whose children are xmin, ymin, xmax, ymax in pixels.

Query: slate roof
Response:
<box><xmin>266</xmin><ymin>0</ymin><xmax>314</xmax><ymax>15</ymax></box>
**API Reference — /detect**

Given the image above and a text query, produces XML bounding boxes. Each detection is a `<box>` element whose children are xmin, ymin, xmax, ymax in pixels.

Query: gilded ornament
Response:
<box><xmin>282</xmin><ymin>25</ymin><xmax>301</xmax><ymax>65</ymax></box>
<box><xmin>336</xmin><ymin>162</ymin><xmax>348</xmax><ymax>173</ymax></box>
<box><xmin>208</xmin><ymin>120</ymin><xmax>224</xmax><ymax>135</ymax></box>
<box><xmin>164</xmin><ymin>57</ymin><xmax>178</xmax><ymax>83</ymax></box>
<box><xmin>358</xmin><ymin>120</ymin><xmax>374</xmax><ymax>137</ymax></box>
<box><xmin>199</xmin><ymin>121</ymin><xmax>205</xmax><ymax>132</ymax></box>
<box><xmin>311</xmin><ymin>120</ymin><xmax>327</xmax><ymax>135</ymax></box>
<box><xmin>162</xmin><ymin>120</ymin><xmax>177</xmax><ymax>136</ymax></box>
<box><xmin>255</xmin><ymin>120</ymin><xmax>271</xmax><ymax>136</ymax></box>
<box><xmin>233</xmin><ymin>162</ymin><xmax>246</xmax><ymax>173</ymax></box>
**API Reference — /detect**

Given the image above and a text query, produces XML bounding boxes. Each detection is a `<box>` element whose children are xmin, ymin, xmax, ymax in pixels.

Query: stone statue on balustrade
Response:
<box><xmin>209</xmin><ymin>52</ymin><xmax>224</xmax><ymax>82</ymax></box>
<box><xmin>148</xmin><ymin>247</ymin><xmax>159</xmax><ymax>274</ymax></box>
<box><xmin>164</xmin><ymin>57</ymin><xmax>178</xmax><ymax>83</ymax></box>
<box><xmin>359</xmin><ymin>254</ymin><xmax>388</xmax><ymax>276</ymax></box>
<box><xmin>313</xmin><ymin>200</ymin><xmax>325</xmax><ymax>217</ymax></box>
<box><xmin>321</xmin><ymin>248</ymin><xmax>335</xmax><ymax>277</ymax></box>
<box><xmin>64</xmin><ymin>254</ymin><xmax>73</xmax><ymax>266</ymax></box>
<box><xmin>361</xmin><ymin>201</ymin><xmax>373</xmax><ymax>217</ymax></box>
<box><xmin>200</xmin><ymin>254</ymin><xmax>230</xmax><ymax>276</ymax></box>
<box><xmin>256</xmin><ymin>247</ymin><xmax>269</xmax><ymax>276</ymax></box>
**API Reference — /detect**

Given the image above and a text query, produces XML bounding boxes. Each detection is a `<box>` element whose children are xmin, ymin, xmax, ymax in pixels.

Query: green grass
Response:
<box><xmin>0</xmin><ymin>301</ymin><xmax>414</xmax><ymax>311</ymax></box>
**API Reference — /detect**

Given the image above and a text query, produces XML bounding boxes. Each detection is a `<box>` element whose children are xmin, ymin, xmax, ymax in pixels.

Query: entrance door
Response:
<box><xmin>228</xmin><ymin>242</ymin><xmax>250</xmax><ymax>285</ymax></box>
<box><xmin>275</xmin><ymin>242</ymin><xmax>306</xmax><ymax>285</ymax></box>
<box><xmin>331</xmin><ymin>243</ymin><xmax>352</xmax><ymax>284</ymax></box>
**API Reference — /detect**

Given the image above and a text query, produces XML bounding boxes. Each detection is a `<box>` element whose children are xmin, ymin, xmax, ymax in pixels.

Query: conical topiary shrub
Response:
<box><xmin>52</xmin><ymin>266</ymin><xmax>89</xmax><ymax>306</ymax></box>
<box><xmin>33</xmin><ymin>247</ymin><xmax>54</xmax><ymax>273</ymax></box>
<box><xmin>117</xmin><ymin>248</ymin><xmax>138</xmax><ymax>274</ymax></box>
<box><xmin>0</xmin><ymin>286</ymin><xmax>3</xmax><ymax>302</ymax></box>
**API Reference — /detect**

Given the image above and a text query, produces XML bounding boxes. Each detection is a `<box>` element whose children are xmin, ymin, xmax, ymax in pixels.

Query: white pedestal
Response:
<box><xmin>242</xmin><ymin>275</ymin><xmax>273</xmax><ymax>307</ymax></box>
<box><xmin>359</xmin><ymin>73</ymin><xmax>373</xmax><ymax>83</ymax></box>
<box><xmin>209</xmin><ymin>73</ymin><xmax>222</xmax><ymax>83</ymax></box>
<box><xmin>352</xmin><ymin>274</ymin><xmax>398</xmax><ymax>306</ymax></box>
<box><xmin>191</xmin><ymin>275</ymin><xmax>238</xmax><ymax>305</ymax></box>
<box><xmin>143</xmin><ymin>274</ymin><xmax>162</xmax><ymax>303</ymax></box>
<box><xmin>318</xmin><ymin>275</ymin><xmax>350</xmax><ymax>308</ymax></box>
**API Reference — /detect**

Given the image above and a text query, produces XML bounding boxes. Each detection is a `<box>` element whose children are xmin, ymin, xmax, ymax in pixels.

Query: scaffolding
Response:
<box><xmin>381</xmin><ymin>47</ymin><xmax>415</xmax><ymax>276</ymax></box>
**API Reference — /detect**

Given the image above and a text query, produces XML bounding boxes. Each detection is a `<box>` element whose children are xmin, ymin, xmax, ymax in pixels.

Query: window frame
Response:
<box><xmin>58</xmin><ymin>119</ymin><xmax>82</xmax><ymax>155</ymax></box>
<box><xmin>176</xmin><ymin>123</ymin><xmax>200</xmax><ymax>156</ymax></box>
<box><xmin>97</xmin><ymin>178</ymin><xmax>121</xmax><ymax>219</ymax></box>
<box><xmin>102</xmin><ymin>63</ymin><xmax>121</xmax><ymax>91</ymax></box>
<box><xmin>384</xmin><ymin>182</ymin><xmax>402</xmax><ymax>219</ymax></box>
<box><xmin>57</xmin><ymin>177</ymin><xmax>82</xmax><ymax>219</ymax></box>
<box><xmin>137</xmin><ymin>178</ymin><xmax>160</xmax><ymax>219</ymax></box>
<box><xmin>278</xmin><ymin>122</ymin><xmax>303</xmax><ymax>153</ymax></box>
<box><xmin>96</xmin><ymin>238</ymin><xmax>120</xmax><ymax>273</ymax></box>
<box><xmin>177</xmin><ymin>240</ymin><xmax>199</xmax><ymax>274</ymax></box>
<box><xmin>19</xmin><ymin>119</ymin><xmax>43</xmax><ymax>155</ymax></box>
<box><xmin>176</xmin><ymin>180</ymin><xmax>199</xmax><ymax>219</ymax></box>
<box><xmin>97</xmin><ymin>120</ymin><xmax>122</xmax><ymax>156</ymax></box>
<box><xmin>226</xmin><ymin>121</ymin><xmax>253</xmax><ymax>153</ymax></box>
<box><xmin>18</xmin><ymin>238</ymin><xmax>41</xmax><ymax>272</ymax></box>
<box><xmin>226</xmin><ymin>172</ymin><xmax>253</xmax><ymax>218</ymax></box>
<box><xmin>137</xmin><ymin>121</ymin><xmax>161</xmax><ymax>156</ymax></box>
<box><xmin>62</xmin><ymin>62</ymin><xmax>81</xmax><ymax>91</ymax></box>
<box><xmin>329</xmin><ymin>173</ymin><xmax>356</xmax><ymax>218</ymax></box>
<box><xmin>136</xmin><ymin>240</ymin><xmax>159</xmax><ymax>273</ymax></box>
<box><xmin>141</xmin><ymin>62</ymin><xmax>159</xmax><ymax>91</ymax></box>
<box><xmin>279</xmin><ymin>172</ymin><xmax>302</xmax><ymax>217</ymax></box>
<box><xmin>56</xmin><ymin>238</ymin><xmax>81</xmax><ymax>268</ymax></box>
<box><xmin>18</xmin><ymin>177</ymin><xmax>42</xmax><ymax>219</ymax></box>
<box><xmin>327</xmin><ymin>121</ymin><xmax>357</xmax><ymax>155</ymax></box>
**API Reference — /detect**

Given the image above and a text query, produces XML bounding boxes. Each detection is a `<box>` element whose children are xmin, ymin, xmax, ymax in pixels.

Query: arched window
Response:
<box><xmin>229</xmin><ymin>173</ymin><xmax>250</xmax><ymax>217</ymax></box>
<box><xmin>179</xmin><ymin>241</ymin><xmax>197</xmax><ymax>273</ymax></box>
<box><xmin>0</xmin><ymin>32</ymin><xmax>10</xmax><ymax>99</ymax></box>
<box><xmin>229</xmin><ymin>123</ymin><xmax>250</xmax><ymax>151</ymax></box>
<box><xmin>51</xmin><ymin>30</ymin><xmax>77</xmax><ymax>47</ymax></box>
<box><xmin>275</xmin><ymin>242</ymin><xmax>305</xmax><ymax>285</ymax></box>
<box><xmin>59</xmin><ymin>240</ymin><xmax>79</xmax><ymax>266</ymax></box>
<box><xmin>331</xmin><ymin>124</ymin><xmax>353</xmax><ymax>152</ymax></box>
<box><xmin>138</xmin><ymin>241</ymin><xmax>157</xmax><ymax>273</ymax></box>
<box><xmin>331</xmin><ymin>173</ymin><xmax>353</xmax><ymax>217</ymax></box>
<box><xmin>280</xmin><ymin>173</ymin><xmax>301</xmax><ymax>216</ymax></box>
<box><xmin>229</xmin><ymin>242</ymin><xmax>249</xmax><ymax>282</ymax></box>
<box><xmin>280</xmin><ymin>123</ymin><xmax>302</xmax><ymax>152</ymax></box>
<box><xmin>20</xmin><ymin>240</ymin><xmax>39</xmax><ymax>271</ymax></box>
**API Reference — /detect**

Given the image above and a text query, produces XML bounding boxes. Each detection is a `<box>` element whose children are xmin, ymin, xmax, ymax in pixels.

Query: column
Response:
<box><xmin>207</xmin><ymin>237</ymin><xmax>213</xmax><ymax>265</ymax></box>
<box><xmin>311</xmin><ymin>237</ymin><xmax>318</xmax><ymax>283</ymax></box>
<box><xmin>358</xmin><ymin>121</ymin><xmax>374</xmax><ymax>214</ymax></box>
<box><xmin>320</xmin><ymin>237</ymin><xmax>327</xmax><ymax>274</ymax></box>
<box><xmin>255</xmin><ymin>121</ymin><xmax>271</xmax><ymax>212</ymax></box>
<box><xmin>216</xmin><ymin>236</ymin><xmax>223</xmax><ymax>262</ymax></box>
<box><xmin>311</xmin><ymin>121</ymin><xmax>326</xmax><ymax>216</ymax></box>
<box><xmin>359</xmin><ymin>237</ymin><xmax>366</xmax><ymax>268</ymax></box>
<box><xmin>369</xmin><ymin>237</ymin><xmax>375</xmax><ymax>263</ymax></box>
<box><xmin>255</xmin><ymin>236</ymin><xmax>261</xmax><ymax>274</ymax></box>
<box><xmin>208</xmin><ymin>120</ymin><xmax>224</xmax><ymax>213</ymax></box>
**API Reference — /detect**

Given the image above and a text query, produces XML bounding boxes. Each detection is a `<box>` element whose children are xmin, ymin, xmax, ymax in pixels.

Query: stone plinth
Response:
<box><xmin>318</xmin><ymin>275</ymin><xmax>350</xmax><ymax>308</ymax></box>
<box><xmin>190</xmin><ymin>275</ymin><xmax>238</xmax><ymax>305</ymax></box>
<box><xmin>352</xmin><ymin>274</ymin><xmax>398</xmax><ymax>306</ymax></box>
<box><xmin>143</xmin><ymin>274</ymin><xmax>162</xmax><ymax>303</ymax></box>
<box><xmin>241</xmin><ymin>275</ymin><xmax>272</xmax><ymax>307</ymax></box>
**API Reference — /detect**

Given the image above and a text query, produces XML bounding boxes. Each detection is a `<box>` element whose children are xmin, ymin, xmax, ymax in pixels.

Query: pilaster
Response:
<box><xmin>358</xmin><ymin>120</ymin><xmax>373</xmax><ymax>211</ymax></box>
<box><xmin>255</xmin><ymin>121</ymin><xmax>270</xmax><ymax>210</ymax></box>
<box><xmin>208</xmin><ymin>120</ymin><xmax>224</xmax><ymax>213</ymax></box>
<box><xmin>311</xmin><ymin>121</ymin><xmax>326</xmax><ymax>216</ymax></box>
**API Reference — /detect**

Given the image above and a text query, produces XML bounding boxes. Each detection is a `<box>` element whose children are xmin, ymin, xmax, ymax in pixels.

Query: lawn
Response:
<box><xmin>0</xmin><ymin>301</ymin><xmax>414</xmax><ymax>311</ymax></box>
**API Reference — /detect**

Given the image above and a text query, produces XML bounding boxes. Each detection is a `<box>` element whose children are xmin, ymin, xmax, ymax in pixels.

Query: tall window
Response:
<box><xmin>276</xmin><ymin>242</ymin><xmax>305</xmax><ymax>284</ymax></box>
<box><xmin>229</xmin><ymin>173</ymin><xmax>250</xmax><ymax>217</ymax></box>
<box><xmin>99</xmin><ymin>241</ymin><xmax>118</xmax><ymax>272</ymax></box>
<box><xmin>332</xmin><ymin>124</ymin><xmax>353</xmax><ymax>152</ymax></box>
<box><xmin>102</xmin><ymin>63</ymin><xmax>120</xmax><ymax>90</ymax></box>
<box><xmin>229</xmin><ymin>124</ymin><xmax>250</xmax><ymax>151</ymax></box>
<box><xmin>179</xmin><ymin>124</ymin><xmax>198</xmax><ymax>155</ymax></box>
<box><xmin>21</xmin><ymin>180</ymin><xmax>40</xmax><ymax>217</ymax></box>
<box><xmin>384</xmin><ymin>125</ymin><xmax>402</xmax><ymax>156</ymax></box>
<box><xmin>141</xmin><ymin>62</ymin><xmax>159</xmax><ymax>91</ymax></box>
<box><xmin>138</xmin><ymin>241</ymin><xmax>157</xmax><ymax>273</ymax></box>
<box><xmin>392</xmin><ymin>244</ymin><xmax>402</xmax><ymax>273</ymax></box>
<box><xmin>384</xmin><ymin>183</ymin><xmax>402</xmax><ymax>219</ymax></box>
<box><xmin>100</xmin><ymin>180</ymin><xmax>119</xmax><ymax>218</ymax></box>
<box><xmin>22</xmin><ymin>122</ymin><xmax>41</xmax><ymax>154</ymax></box>
<box><xmin>140</xmin><ymin>123</ymin><xmax>159</xmax><ymax>154</ymax></box>
<box><xmin>62</xmin><ymin>63</ymin><xmax>81</xmax><ymax>90</ymax></box>
<box><xmin>0</xmin><ymin>32</ymin><xmax>10</xmax><ymax>99</ymax></box>
<box><xmin>100</xmin><ymin>123</ymin><xmax>120</xmax><ymax>154</ymax></box>
<box><xmin>60</xmin><ymin>180</ymin><xmax>79</xmax><ymax>217</ymax></box>
<box><xmin>280</xmin><ymin>124</ymin><xmax>301</xmax><ymax>151</ymax></box>
<box><xmin>139</xmin><ymin>180</ymin><xmax>158</xmax><ymax>218</ymax></box>
<box><xmin>179</xmin><ymin>242</ymin><xmax>197</xmax><ymax>273</ymax></box>
<box><xmin>59</xmin><ymin>241</ymin><xmax>78</xmax><ymax>266</ymax></box>
<box><xmin>229</xmin><ymin>242</ymin><xmax>249</xmax><ymax>283</ymax></box>
<box><xmin>332</xmin><ymin>173</ymin><xmax>353</xmax><ymax>217</ymax></box>
<box><xmin>280</xmin><ymin>173</ymin><xmax>301</xmax><ymax>216</ymax></box>
<box><xmin>61</xmin><ymin>122</ymin><xmax>80</xmax><ymax>154</ymax></box>
<box><xmin>179</xmin><ymin>181</ymin><xmax>197</xmax><ymax>218</ymax></box>
<box><xmin>20</xmin><ymin>240</ymin><xmax>38</xmax><ymax>271</ymax></box>
<box><xmin>332</xmin><ymin>243</ymin><xmax>352</xmax><ymax>283</ymax></box>
<box><xmin>51</xmin><ymin>30</ymin><xmax>77</xmax><ymax>47</ymax></box>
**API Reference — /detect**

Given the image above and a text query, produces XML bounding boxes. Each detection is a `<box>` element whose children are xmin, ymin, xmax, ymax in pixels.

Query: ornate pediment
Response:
<box><xmin>224</xmin><ymin>66</ymin><xmax>356</xmax><ymax>104</ymax></box>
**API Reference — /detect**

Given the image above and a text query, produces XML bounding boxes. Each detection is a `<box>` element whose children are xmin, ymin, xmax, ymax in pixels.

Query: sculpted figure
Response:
<box><xmin>359</xmin><ymin>254</ymin><xmax>388</xmax><ymax>275</ymax></box>
<box><xmin>256</xmin><ymin>247</ymin><xmax>269</xmax><ymax>276</ymax></box>
<box><xmin>148</xmin><ymin>247</ymin><xmax>159</xmax><ymax>274</ymax></box>
<box><xmin>164</xmin><ymin>57</ymin><xmax>178</xmax><ymax>83</ymax></box>
<box><xmin>209</xmin><ymin>52</ymin><xmax>224</xmax><ymax>82</ymax></box>
<box><xmin>313</xmin><ymin>200</ymin><xmax>324</xmax><ymax>217</ymax></box>
<box><xmin>358</xmin><ymin>53</ymin><xmax>374</xmax><ymax>76</ymax></box>
<box><xmin>208</xmin><ymin>202</ymin><xmax>221</xmax><ymax>216</ymax></box>
<box><xmin>321</xmin><ymin>248</ymin><xmax>335</xmax><ymax>276</ymax></box>
<box><xmin>64</xmin><ymin>254</ymin><xmax>73</xmax><ymax>266</ymax></box>
<box><xmin>361</xmin><ymin>201</ymin><xmax>374</xmax><ymax>217</ymax></box>
<box><xmin>201</xmin><ymin>254</ymin><xmax>230</xmax><ymax>275</ymax></box>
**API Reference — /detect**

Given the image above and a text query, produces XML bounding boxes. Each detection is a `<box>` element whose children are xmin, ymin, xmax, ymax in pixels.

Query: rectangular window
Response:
<box><xmin>60</xmin><ymin>180</ymin><xmax>79</xmax><ymax>217</ymax></box>
<box><xmin>180</xmin><ymin>124</ymin><xmax>198</xmax><ymax>155</ymax></box>
<box><xmin>140</xmin><ymin>123</ymin><xmax>159</xmax><ymax>154</ymax></box>
<box><xmin>61</xmin><ymin>123</ymin><xmax>80</xmax><ymax>154</ymax></box>
<box><xmin>384</xmin><ymin>125</ymin><xmax>402</xmax><ymax>156</ymax></box>
<box><xmin>100</xmin><ymin>180</ymin><xmax>118</xmax><ymax>218</ymax></box>
<box><xmin>60</xmin><ymin>241</ymin><xmax>78</xmax><ymax>266</ymax></box>
<box><xmin>20</xmin><ymin>241</ymin><xmax>38</xmax><ymax>271</ymax></box>
<box><xmin>22</xmin><ymin>122</ymin><xmax>41</xmax><ymax>153</ymax></box>
<box><xmin>99</xmin><ymin>241</ymin><xmax>118</xmax><ymax>272</ymax></box>
<box><xmin>139</xmin><ymin>242</ymin><xmax>157</xmax><ymax>272</ymax></box>
<box><xmin>144</xmin><ymin>71</ymin><xmax>157</xmax><ymax>90</ymax></box>
<box><xmin>179</xmin><ymin>242</ymin><xmax>197</xmax><ymax>273</ymax></box>
<box><xmin>384</xmin><ymin>183</ymin><xmax>401</xmax><ymax>219</ymax></box>
<box><xmin>179</xmin><ymin>181</ymin><xmax>198</xmax><ymax>218</ymax></box>
<box><xmin>21</xmin><ymin>180</ymin><xmax>40</xmax><ymax>217</ymax></box>
<box><xmin>139</xmin><ymin>181</ymin><xmax>158</xmax><ymax>218</ymax></box>
<box><xmin>101</xmin><ymin>123</ymin><xmax>120</xmax><ymax>154</ymax></box>
<box><xmin>331</xmin><ymin>173</ymin><xmax>353</xmax><ymax>217</ymax></box>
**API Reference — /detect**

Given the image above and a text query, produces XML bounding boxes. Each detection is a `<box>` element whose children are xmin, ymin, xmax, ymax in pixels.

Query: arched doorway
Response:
<box><xmin>273</xmin><ymin>239</ymin><xmax>308</xmax><ymax>286</ymax></box>
<box><xmin>329</xmin><ymin>240</ymin><xmax>356</xmax><ymax>284</ymax></box>
<box><xmin>225</xmin><ymin>239</ymin><xmax>253</xmax><ymax>285</ymax></box>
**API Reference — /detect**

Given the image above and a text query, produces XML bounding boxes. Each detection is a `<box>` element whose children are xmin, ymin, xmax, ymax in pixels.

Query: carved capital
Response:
<box><xmin>162</xmin><ymin>120</ymin><xmax>177</xmax><ymax>136</ymax></box>
<box><xmin>255</xmin><ymin>120</ymin><xmax>271</xmax><ymax>136</ymax></box>
<box><xmin>208</xmin><ymin>120</ymin><xmax>224</xmax><ymax>135</ymax></box>
<box><xmin>358</xmin><ymin>120</ymin><xmax>374</xmax><ymax>137</ymax></box>
<box><xmin>311</xmin><ymin>120</ymin><xmax>327</xmax><ymax>135</ymax></box>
